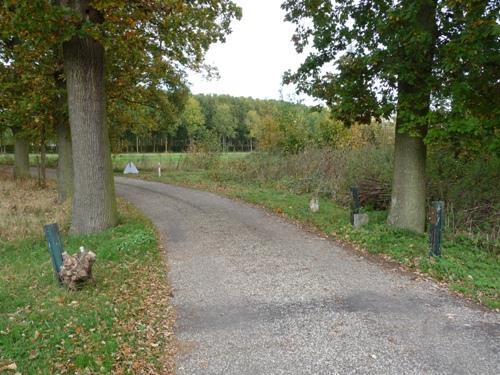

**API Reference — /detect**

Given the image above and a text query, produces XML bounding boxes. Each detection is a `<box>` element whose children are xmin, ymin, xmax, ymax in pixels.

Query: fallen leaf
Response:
<box><xmin>0</xmin><ymin>363</ymin><xmax>17</xmax><ymax>371</ymax></box>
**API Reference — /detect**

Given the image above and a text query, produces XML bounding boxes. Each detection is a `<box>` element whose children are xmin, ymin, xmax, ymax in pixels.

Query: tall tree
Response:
<box><xmin>245</xmin><ymin>110</ymin><xmax>261</xmax><ymax>151</ymax></box>
<box><xmin>213</xmin><ymin>102</ymin><xmax>236</xmax><ymax>152</ymax></box>
<box><xmin>180</xmin><ymin>96</ymin><xmax>206</xmax><ymax>146</ymax></box>
<box><xmin>54</xmin><ymin>69</ymin><xmax>74</xmax><ymax>203</ymax></box>
<box><xmin>0</xmin><ymin>29</ymin><xmax>58</xmax><ymax>181</ymax></box>
<box><xmin>282</xmin><ymin>0</ymin><xmax>498</xmax><ymax>233</ymax></box>
<box><xmin>60</xmin><ymin>0</ymin><xmax>116</xmax><ymax>233</ymax></box>
<box><xmin>2</xmin><ymin>0</ymin><xmax>241</xmax><ymax>233</ymax></box>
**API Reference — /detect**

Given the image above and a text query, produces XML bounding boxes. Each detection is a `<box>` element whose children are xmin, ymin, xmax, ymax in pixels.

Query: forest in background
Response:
<box><xmin>0</xmin><ymin>93</ymin><xmax>392</xmax><ymax>154</ymax></box>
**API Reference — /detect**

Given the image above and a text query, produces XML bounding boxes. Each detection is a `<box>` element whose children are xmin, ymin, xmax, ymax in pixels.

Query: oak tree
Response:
<box><xmin>2</xmin><ymin>0</ymin><xmax>241</xmax><ymax>233</ymax></box>
<box><xmin>282</xmin><ymin>0</ymin><xmax>499</xmax><ymax>232</ymax></box>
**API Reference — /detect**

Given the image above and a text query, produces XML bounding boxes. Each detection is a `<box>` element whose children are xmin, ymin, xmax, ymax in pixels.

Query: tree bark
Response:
<box><xmin>56</xmin><ymin>120</ymin><xmax>74</xmax><ymax>202</ymax></box>
<box><xmin>13</xmin><ymin>130</ymin><xmax>30</xmax><ymax>179</ymax></box>
<box><xmin>387</xmin><ymin>0</ymin><xmax>437</xmax><ymax>233</ymax></box>
<box><xmin>62</xmin><ymin>0</ymin><xmax>117</xmax><ymax>234</ymax></box>
<box><xmin>54</xmin><ymin>70</ymin><xmax>74</xmax><ymax>202</ymax></box>
<box><xmin>388</xmin><ymin>124</ymin><xmax>427</xmax><ymax>232</ymax></box>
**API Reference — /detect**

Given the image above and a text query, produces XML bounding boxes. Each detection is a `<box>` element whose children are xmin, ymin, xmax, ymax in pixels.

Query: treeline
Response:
<box><xmin>0</xmin><ymin>91</ymin><xmax>393</xmax><ymax>155</ymax></box>
<box><xmin>113</xmin><ymin>94</ymin><xmax>394</xmax><ymax>153</ymax></box>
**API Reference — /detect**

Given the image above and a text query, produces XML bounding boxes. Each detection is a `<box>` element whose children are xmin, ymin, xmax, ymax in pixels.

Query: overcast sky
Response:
<box><xmin>187</xmin><ymin>0</ymin><xmax>315</xmax><ymax>104</ymax></box>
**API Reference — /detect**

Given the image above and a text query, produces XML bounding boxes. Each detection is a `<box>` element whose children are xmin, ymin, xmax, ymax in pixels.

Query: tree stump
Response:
<box><xmin>59</xmin><ymin>247</ymin><xmax>96</xmax><ymax>290</ymax></box>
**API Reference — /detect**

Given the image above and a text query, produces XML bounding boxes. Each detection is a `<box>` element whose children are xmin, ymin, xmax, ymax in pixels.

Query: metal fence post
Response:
<box><xmin>44</xmin><ymin>223</ymin><xmax>64</xmax><ymax>283</ymax></box>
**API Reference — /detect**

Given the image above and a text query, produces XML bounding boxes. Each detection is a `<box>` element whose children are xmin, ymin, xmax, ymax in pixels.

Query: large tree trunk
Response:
<box><xmin>62</xmin><ymin>0</ymin><xmax>117</xmax><ymax>234</ymax></box>
<box><xmin>56</xmin><ymin>120</ymin><xmax>74</xmax><ymax>202</ymax></box>
<box><xmin>387</xmin><ymin>0</ymin><xmax>437</xmax><ymax>233</ymax></box>
<box><xmin>13</xmin><ymin>129</ymin><xmax>30</xmax><ymax>179</ymax></box>
<box><xmin>387</xmin><ymin>122</ymin><xmax>427</xmax><ymax>232</ymax></box>
<box><xmin>55</xmin><ymin>71</ymin><xmax>74</xmax><ymax>203</ymax></box>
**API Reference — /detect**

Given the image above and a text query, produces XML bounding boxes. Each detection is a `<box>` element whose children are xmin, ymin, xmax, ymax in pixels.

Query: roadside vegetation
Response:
<box><xmin>0</xmin><ymin>170</ymin><xmax>175</xmax><ymax>374</ymax></box>
<box><xmin>140</xmin><ymin>162</ymin><xmax>498</xmax><ymax>309</ymax></box>
<box><xmin>112</xmin><ymin>123</ymin><xmax>499</xmax><ymax>310</ymax></box>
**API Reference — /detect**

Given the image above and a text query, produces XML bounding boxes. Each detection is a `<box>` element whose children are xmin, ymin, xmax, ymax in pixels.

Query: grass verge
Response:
<box><xmin>136</xmin><ymin>169</ymin><xmax>499</xmax><ymax>310</ymax></box>
<box><xmin>0</xmin><ymin>175</ymin><xmax>175</xmax><ymax>374</ymax></box>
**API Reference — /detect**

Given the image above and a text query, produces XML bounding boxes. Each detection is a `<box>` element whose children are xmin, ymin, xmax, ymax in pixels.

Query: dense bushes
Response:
<box><xmin>185</xmin><ymin>144</ymin><xmax>498</xmax><ymax>253</ymax></box>
<box><xmin>427</xmin><ymin>149</ymin><xmax>500</xmax><ymax>243</ymax></box>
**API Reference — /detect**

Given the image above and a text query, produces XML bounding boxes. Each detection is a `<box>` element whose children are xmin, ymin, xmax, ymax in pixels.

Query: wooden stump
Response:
<box><xmin>59</xmin><ymin>247</ymin><xmax>96</xmax><ymax>290</ymax></box>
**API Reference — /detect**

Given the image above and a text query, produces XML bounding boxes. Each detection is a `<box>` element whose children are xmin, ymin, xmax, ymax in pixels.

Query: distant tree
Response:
<box><xmin>276</xmin><ymin>102</ymin><xmax>309</xmax><ymax>153</ymax></box>
<box><xmin>282</xmin><ymin>0</ymin><xmax>499</xmax><ymax>233</ymax></box>
<box><xmin>180</xmin><ymin>97</ymin><xmax>206</xmax><ymax>146</ymax></box>
<box><xmin>213</xmin><ymin>103</ymin><xmax>237</xmax><ymax>152</ymax></box>
<box><xmin>245</xmin><ymin>110</ymin><xmax>262</xmax><ymax>151</ymax></box>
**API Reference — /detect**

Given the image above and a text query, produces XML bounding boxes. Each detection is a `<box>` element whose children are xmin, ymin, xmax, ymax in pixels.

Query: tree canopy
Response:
<box><xmin>282</xmin><ymin>0</ymin><xmax>499</xmax><ymax>232</ymax></box>
<box><xmin>0</xmin><ymin>0</ymin><xmax>242</xmax><ymax>233</ymax></box>
<box><xmin>282</xmin><ymin>0</ymin><xmax>499</xmax><ymax>151</ymax></box>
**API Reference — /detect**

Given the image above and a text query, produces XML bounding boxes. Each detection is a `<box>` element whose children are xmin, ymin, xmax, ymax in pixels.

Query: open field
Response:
<box><xmin>136</xmin><ymin>169</ymin><xmax>500</xmax><ymax>310</ymax></box>
<box><xmin>0</xmin><ymin>152</ymin><xmax>250</xmax><ymax>171</ymax></box>
<box><xmin>112</xmin><ymin>152</ymin><xmax>249</xmax><ymax>172</ymax></box>
<box><xmin>0</xmin><ymin>172</ymin><xmax>175</xmax><ymax>374</ymax></box>
<box><xmin>0</xmin><ymin>154</ymin><xmax>59</xmax><ymax>168</ymax></box>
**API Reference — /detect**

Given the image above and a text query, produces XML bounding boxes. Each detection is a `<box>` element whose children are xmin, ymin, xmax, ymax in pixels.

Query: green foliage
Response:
<box><xmin>170</xmin><ymin>94</ymin><xmax>358</xmax><ymax>153</ymax></box>
<box><xmin>1</xmin><ymin>0</ymin><xmax>242</xmax><ymax>155</ymax></box>
<box><xmin>282</xmin><ymin>0</ymin><xmax>499</xmax><ymax>151</ymax></box>
<box><xmin>180</xmin><ymin>97</ymin><xmax>205</xmax><ymax>143</ymax></box>
<box><xmin>427</xmin><ymin>147</ymin><xmax>500</xmax><ymax>238</ymax></box>
<box><xmin>212</xmin><ymin>102</ymin><xmax>236</xmax><ymax>151</ymax></box>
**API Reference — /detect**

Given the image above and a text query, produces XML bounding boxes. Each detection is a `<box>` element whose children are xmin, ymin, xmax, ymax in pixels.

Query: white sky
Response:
<box><xmin>187</xmin><ymin>0</ymin><xmax>316</xmax><ymax>104</ymax></box>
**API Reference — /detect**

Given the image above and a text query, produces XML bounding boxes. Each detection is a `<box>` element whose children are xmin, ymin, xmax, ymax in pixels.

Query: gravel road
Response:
<box><xmin>115</xmin><ymin>177</ymin><xmax>499</xmax><ymax>375</ymax></box>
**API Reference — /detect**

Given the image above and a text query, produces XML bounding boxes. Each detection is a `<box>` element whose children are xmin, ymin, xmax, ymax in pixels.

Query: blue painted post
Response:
<box><xmin>429</xmin><ymin>201</ymin><xmax>445</xmax><ymax>257</ymax></box>
<box><xmin>44</xmin><ymin>223</ymin><xmax>64</xmax><ymax>282</ymax></box>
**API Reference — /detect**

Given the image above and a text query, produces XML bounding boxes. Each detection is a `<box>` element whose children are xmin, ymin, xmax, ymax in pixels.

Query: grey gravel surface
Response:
<box><xmin>115</xmin><ymin>177</ymin><xmax>499</xmax><ymax>375</ymax></box>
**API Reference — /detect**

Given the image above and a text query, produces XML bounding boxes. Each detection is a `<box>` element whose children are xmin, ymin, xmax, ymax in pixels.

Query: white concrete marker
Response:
<box><xmin>123</xmin><ymin>162</ymin><xmax>139</xmax><ymax>174</ymax></box>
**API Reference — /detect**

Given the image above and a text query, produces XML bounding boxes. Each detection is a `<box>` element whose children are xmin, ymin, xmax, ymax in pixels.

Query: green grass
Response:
<box><xmin>0</xmin><ymin>153</ymin><xmax>59</xmax><ymax>168</ymax></box>
<box><xmin>137</xmin><ymin>169</ymin><xmax>499</xmax><ymax>310</ymax></box>
<box><xmin>0</xmin><ymin>152</ymin><xmax>250</xmax><ymax>171</ymax></box>
<box><xmin>0</xmin><ymin>205</ymin><xmax>174</xmax><ymax>374</ymax></box>
<box><xmin>111</xmin><ymin>152</ymin><xmax>249</xmax><ymax>172</ymax></box>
